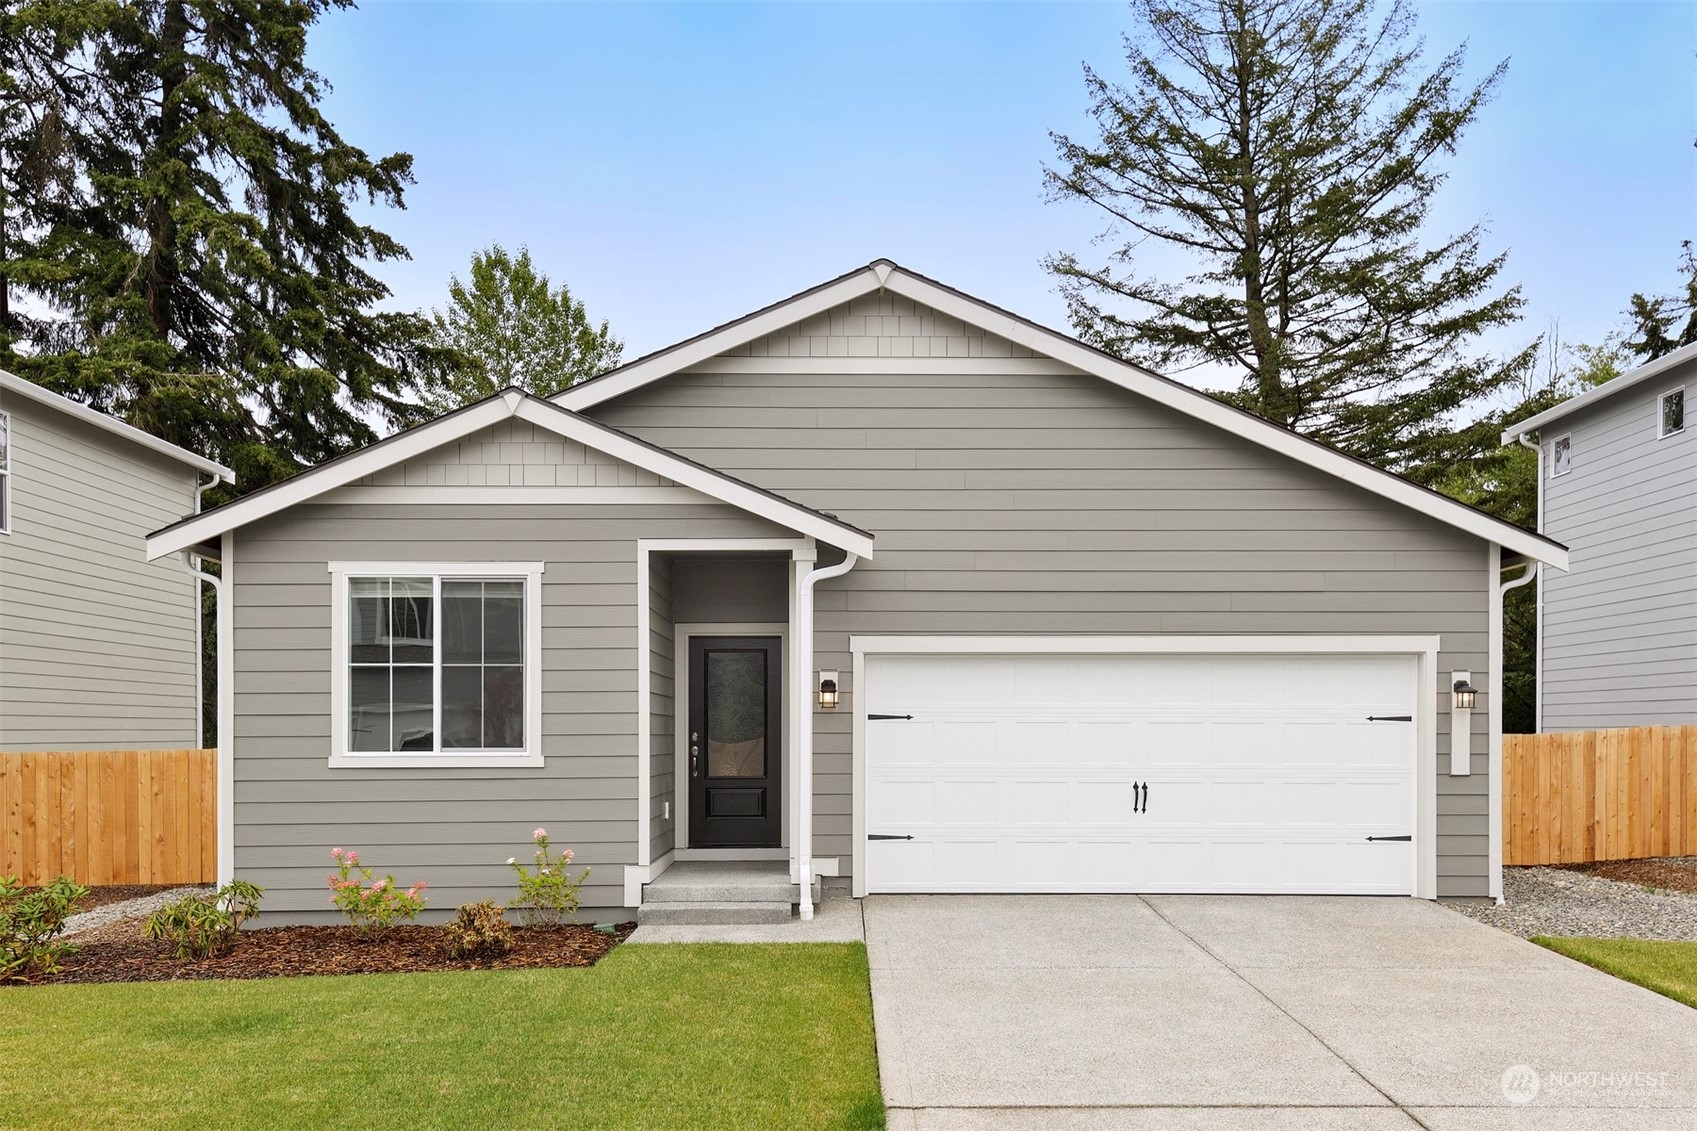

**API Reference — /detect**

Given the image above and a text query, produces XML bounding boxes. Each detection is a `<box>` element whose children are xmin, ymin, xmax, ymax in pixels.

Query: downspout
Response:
<box><xmin>794</xmin><ymin>551</ymin><xmax>859</xmax><ymax>921</ymax></box>
<box><xmin>1516</xmin><ymin>433</ymin><xmax>1545</xmax><ymax>733</ymax></box>
<box><xmin>190</xmin><ymin>474</ymin><xmax>217</xmax><ymax>747</ymax></box>
<box><xmin>1493</xmin><ymin>556</ymin><xmax>1539</xmax><ymax>906</ymax></box>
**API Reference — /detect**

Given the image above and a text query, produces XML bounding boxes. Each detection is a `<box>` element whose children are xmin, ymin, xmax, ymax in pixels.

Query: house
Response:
<box><xmin>0</xmin><ymin>370</ymin><xmax>234</xmax><ymax>752</ymax></box>
<box><xmin>146</xmin><ymin>261</ymin><xmax>1567</xmax><ymax>922</ymax></box>
<box><xmin>1502</xmin><ymin>342</ymin><xmax>1697</xmax><ymax>732</ymax></box>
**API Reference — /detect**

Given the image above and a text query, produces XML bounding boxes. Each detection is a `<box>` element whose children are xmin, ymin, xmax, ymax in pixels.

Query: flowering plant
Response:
<box><xmin>327</xmin><ymin>848</ymin><xmax>427</xmax><ymax>938</ymax></box>
<box><xmin>507</xmin><ymin>827</ymin><xmax>589</xmax><ymax>925</ymax></box>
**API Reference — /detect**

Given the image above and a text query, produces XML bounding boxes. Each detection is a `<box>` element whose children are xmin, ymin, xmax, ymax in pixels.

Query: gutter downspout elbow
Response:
<box><xmin>795</xmin><ymin>552</ymin><xmax>859</xmax><ymax>922</ymax></box>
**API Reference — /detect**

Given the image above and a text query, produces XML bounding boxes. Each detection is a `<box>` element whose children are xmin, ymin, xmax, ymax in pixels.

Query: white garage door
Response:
<box><xmin>864</xmin><ymin>651</ymin><xmax>1418</xmax><ymax>895</ymax></box>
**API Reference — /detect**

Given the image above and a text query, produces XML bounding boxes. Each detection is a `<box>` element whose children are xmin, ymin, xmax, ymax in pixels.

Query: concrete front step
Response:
<box><xmin>636</xmin><ymin>900</ymin><xmax>794</xmax><ymax>926</ymax></box>
<box><xmin>641</xmin><ymin>861</ymin><xmax>822</xmax><ymax>905</ymax></box>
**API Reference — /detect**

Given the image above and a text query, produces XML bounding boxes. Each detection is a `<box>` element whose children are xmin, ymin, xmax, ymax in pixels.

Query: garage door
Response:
<box><xmin>864</xmin><ymin>651</ymin><xmax>1418</xmax><ymax>894</ymax></box>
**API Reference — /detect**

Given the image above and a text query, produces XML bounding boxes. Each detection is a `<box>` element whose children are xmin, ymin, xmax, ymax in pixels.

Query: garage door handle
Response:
<box><xmin>868</xmin><ymin>834</ymin><xmax>914</xmax><ymax>841</ymax></box>
<box><xmin>1366</xmin><ymin>835</ymin><xmax>1412</xmax><ymax>842</ymax></box>
<box><xmin>1133</xmin><ymin>781</ymin><xmax>1147</xmax><ymax>813</ymax></box>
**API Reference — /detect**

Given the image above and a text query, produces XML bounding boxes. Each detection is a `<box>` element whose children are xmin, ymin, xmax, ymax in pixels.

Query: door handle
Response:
<box><xmin>691</xmin><ymin>744</ymin><xmax>699</xmax><ymax>777</ymax></box>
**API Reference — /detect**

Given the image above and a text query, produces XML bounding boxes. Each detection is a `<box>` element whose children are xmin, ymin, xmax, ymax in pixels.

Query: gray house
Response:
<box><xmin>147</xmin><ymin>261</ymin><xmax>1567</xmax><ymax>922</ymax></box>
<box><xmin>1503</xmin><ymin>342</ymin><xmax>1697</xmax><ymax>732</ymax></box>
<box><xmin>0</xmin><ymin>370</ymin><xmax>234</xmax><ymax>752</ymax></box>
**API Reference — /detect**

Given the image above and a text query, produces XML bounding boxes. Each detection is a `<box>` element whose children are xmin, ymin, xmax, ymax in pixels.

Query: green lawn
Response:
<box><xmin>0</xmin><ymin>943</ymin><xmax>884</xmax><ymax>1131</ymax></box>
<box><xmin>1534</xmin><ymin>936</ymin><xmax>1697</xmax><ymax>1010</ymax></box>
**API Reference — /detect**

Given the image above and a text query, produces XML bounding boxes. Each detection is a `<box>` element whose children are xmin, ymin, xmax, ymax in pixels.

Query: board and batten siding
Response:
<box><xmin>231</xmin><ymin>495</ymin><xmax>790</xmax><ymax>919</ymax></box>
<box><xmin>1540</xmin><ymin>362</ymin><xmax>1697</xmax><ymax>730</ymax></box>
<box><xmin>587</xmin><ymin>302</ymin><xmax>1496</xmax><ymax>897</ymax></box>
<box><xmin>0</xmin><ymin>392</ymin><xmax>201</xmax><ymax>751</ymax></box>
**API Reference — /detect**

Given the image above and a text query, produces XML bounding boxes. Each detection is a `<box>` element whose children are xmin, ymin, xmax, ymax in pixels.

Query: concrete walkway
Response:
<box><xmin>865</xmin><ymin>894</ymin><xmax>1697</xmax><ymax>1130</ymax></box>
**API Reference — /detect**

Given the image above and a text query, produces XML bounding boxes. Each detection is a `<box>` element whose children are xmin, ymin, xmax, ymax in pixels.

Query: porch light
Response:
<box><xmin>818</xmin><ymin>671</ymin><xmax>840</xmax><ymax>710</ymax></box>
<box><xmin>1452</xmin><ymin>679</ymin><xmax>1478</xmax><ymax>710</ymax></box>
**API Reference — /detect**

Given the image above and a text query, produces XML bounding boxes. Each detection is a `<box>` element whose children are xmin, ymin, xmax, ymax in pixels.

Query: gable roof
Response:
<box><xmin>1501</xmin><ymin>340</ymin><xmax>1697</xmax><ymax>442</ymax></box>
<box><xmin>144</xmin><ymin>389</ymin><xmax>875</xmax><ymax>561</ymax></box>
<box><xmin>556</xmin><ymin>259</ymin><xmax>1568</xmax><ymax>570</ymax></box>
<box><xmin>1</xmin><ymin>369</ymin><xmax>235</xmax><ymax>483</ymax></box>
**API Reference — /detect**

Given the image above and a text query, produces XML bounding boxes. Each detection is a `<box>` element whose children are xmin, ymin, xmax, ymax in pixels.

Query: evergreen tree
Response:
<box><xmin>1045</xmin><ymin>0</ymin><xmax>1531</xmax><ymax>484</ymax></box>
<box><xmin>416</xmin><ymin>244</ymin><xmax>622</xmax><ymax>417</ymax></box>
<box><xmin>1624</xmin><ymin>240</ymin><xmax>1697</xmax><ymax>362</ymax></box>
<box><xmin>0</xmin><ymin>1</ymin><xmax>443</xmax><ymax>495</ymax></box>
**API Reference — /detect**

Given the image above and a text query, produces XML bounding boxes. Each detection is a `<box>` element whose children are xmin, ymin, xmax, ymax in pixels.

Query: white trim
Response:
<box><xmin>683</xmin><ymin>357</ymin><xmax>1080</xmax><ymax>376</ymax></box>
<box><xmin>326</xmin><ymin>561</ymin><xmax>545</xmax><ymax>769</ymax></box>
<box><xmin>1658</xmin><ymin>386</ymin><xmax>1685</xmax><ymax>439</ymax></box>
<box><xmin>1550</xmin><ymin>434</ymin><xmax>1572</xmax><ymax>478</ymax></box>
<box><xmin>1450</xmin><ymin>669</ymin><xmax>1473</xmax><ymax>777</ymax></box>
<box><xmin>217</xmin><ymin>531</ymin><xmax>236</xmax><ymax>885</ymax></box>
<box><xmin>0</xmin><ymin>369</ymin><xmax>234</xmax><ymax>482</ymax></box>
<box><xmin>552</xmin><ymin>262</ymin><xmax>1565</xmax><ymax>569</ymax></box>
<box><xmin>623</xmin><ymin>851</ymin><xmax>674</xmax><ymax>908</ymax></box>
<box><xmin>1504</xmin><ymin>338</ymin><xmax>1697</xmax><ymax>438</ymax></box>
<box><xmin>673</xmin><ymin>622</ymin><xmax>790</xmax><ymax>853</ymax></box>
<box><xmin>639</xmin><ymin>537</ymin><xmax>814</xmax><ymax>555</ymax></box>
<box><xmin>145</xmin><ymin>391</ymin><xmax>874</xmax><ymax>561</ymax></box>
<box><xmin>847</xmin><ymin>634</ymin><xmax>1442</xmax><ymax>901</ymax></box>
<box><xmin>323</xmin><ymin>486</ymin><xmax>706</xmax><ymax>506</ymax></box>
<box><xmin>0</xmin><ymin>409</ymin><xmax>10</xmax><ymax>535</ymax></box>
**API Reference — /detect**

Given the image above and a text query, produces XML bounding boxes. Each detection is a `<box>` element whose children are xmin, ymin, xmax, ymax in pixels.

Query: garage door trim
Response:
<box><xmin>848</xmin><ymin>636</ymin><xmax>1440</xmax><ymax>900</ymax></box>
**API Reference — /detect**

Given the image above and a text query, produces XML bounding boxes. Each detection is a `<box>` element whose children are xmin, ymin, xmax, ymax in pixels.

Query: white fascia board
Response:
<box><xmin>146</xmin><ymin>396</ymin><xmax>516</xmax><ymax>559</ymax></box>
<box><xmin>850</xmin><ymin>634</ymin><xmax>1442</xmax><ymax>656</ymax></box>
<box><xmin>1502</xmin><ymin>340</ymin><xmax>1697</xmax><ymax>442</ymax></box>
<box><xmin>550</xmin><ymin>263</ymin><xmax>1564</xmax><ymax>571</ymax></box>
<box><xmin>880</xmin><ymin>271</ymin><xmax>1568</xmax><ymax>572</ymax></box>
<box><xmin>512</xmin><ymin>399</ymin><xmax>874</xmax><ymax>558</ymax></box>
<box><xmin>147</xmin><ymin>391</ymin><xmax>874</xmax><ymax>561</ymax></box>
<box><xmin>552</xmin><ymin>269</ymin><xmax>884</xmax><ymax>411</ymax></box>
<box><xmin>1</xmin><ymin>369</ymin><xmax>234</xmax><ymax>482</ymax></box>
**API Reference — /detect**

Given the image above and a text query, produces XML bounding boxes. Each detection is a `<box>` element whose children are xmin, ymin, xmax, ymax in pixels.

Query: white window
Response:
<box><xmin>1660</xmin><ymin>388</ymin><xmax>1685</xmax><ymax>438</ymax></box>
<box><xmin>0</xmin><ymin>411</ymin><xmax>10</xmax><ymax>534</ymax></box>
<box><xmin>1551</xmin><ymin>434</ymin><xmax>1571</xmax><ymax>477</ymax></box>
<box><xmin>329</xmin><ymin>562</ymin><xmax>544</xmax><ymax>767</ymax></box>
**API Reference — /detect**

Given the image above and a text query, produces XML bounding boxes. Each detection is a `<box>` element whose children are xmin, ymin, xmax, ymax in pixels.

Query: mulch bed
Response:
<box><xmin>1557</xmin><ymin>856</ymin><xmax>1697</xmax><ymax>895</ymax></box>
<box><xmin>17</xmin><ymin>920</ymin><xmax>636</xmax><ymax>986</ymax></box>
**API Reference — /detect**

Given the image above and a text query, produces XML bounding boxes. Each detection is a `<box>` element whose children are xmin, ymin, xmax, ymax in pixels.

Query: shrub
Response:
<box><xmin>143</xmin><ymin>880</ymin><xmax>264</xmax><ymax>960</ymax></box>
<box><xmin>444</xmin><ymin>900</ymin><xmax>513</xmax><ymax>961</ymax></box>
<box><xmin>0</xmin><ymin>874</ymin><xmax>90</xmax><ymax>982</ymax></box>
<box><xmin>507</xmin><ymin>827</ymin><xmax>590</xmax><ymax>926</ymax></box>
<box><xmin>327</xmin><ymin>848</ymin><xmax>427</xmax><ymax>938</ymax></box>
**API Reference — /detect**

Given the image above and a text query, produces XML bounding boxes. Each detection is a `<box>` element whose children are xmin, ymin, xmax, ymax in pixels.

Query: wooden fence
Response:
<box><xmin>0</xmin><ymin>748</ymin><xmax>215</xmax><ymax>886</ymax></box>
<box><xmin>1504</xmin><ymin>726</ymin><xmax>1697</xmax><ymax>866</ymax></box>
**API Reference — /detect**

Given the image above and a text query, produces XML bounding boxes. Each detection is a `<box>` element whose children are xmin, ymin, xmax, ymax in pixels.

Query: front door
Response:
<box><xmin>688</xmin><ymin>636</ymin><xmax>782</xmax><ymax>847</ymax></box>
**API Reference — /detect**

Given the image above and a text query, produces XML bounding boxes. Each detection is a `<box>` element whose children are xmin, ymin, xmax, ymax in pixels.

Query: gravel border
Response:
<box><xmin>61</xmin><ymin>886</ymin><xmax>211</xmax><ymax>938</ymax></box>
<box><xmin>1449</xmin><ymin>866</ymin><xmax>1697</xmax><ymax>941</ymax></box>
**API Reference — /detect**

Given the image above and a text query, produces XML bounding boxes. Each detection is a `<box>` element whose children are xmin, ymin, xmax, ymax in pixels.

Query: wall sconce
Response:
<box><xmin>818</xmin><ymin>670</ymin><xmax>839</xmax><ymax>710</ymax></box>
<box><xmin>1449</xmin><ymin>670</ymin><xmax>1474</xmax><ymax>777</ymax></box>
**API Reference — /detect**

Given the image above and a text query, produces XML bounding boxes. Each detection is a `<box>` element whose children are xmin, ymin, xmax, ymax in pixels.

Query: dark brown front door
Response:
<box><xmin>688</xmin><ymin>636</ymin><xmax>782</xmax><ymax>847</ymax></box>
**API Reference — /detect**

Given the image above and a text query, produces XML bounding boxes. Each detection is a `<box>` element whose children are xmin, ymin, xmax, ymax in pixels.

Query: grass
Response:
<box><xmin>0</xmin><ymin>943</ymin><xmax>884</xmax><ymax>1131</ymax></box>
<box><xmin>1533</xmin><ymin>936</ymin><xmax>1697</xmax><ymax>1010</ymax></box>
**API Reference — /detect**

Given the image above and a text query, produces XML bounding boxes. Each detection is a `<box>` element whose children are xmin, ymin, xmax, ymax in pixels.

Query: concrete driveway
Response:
<box><xmin>865</xmin><ymin>894</ymin><xmax>1697</xmax><ymax>1130</ymax></box>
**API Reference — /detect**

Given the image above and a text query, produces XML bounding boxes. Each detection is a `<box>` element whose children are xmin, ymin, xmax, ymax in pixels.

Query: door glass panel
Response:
<box><xmin>706</xmin><ymin>649</ymin><xmax>766</xmax><ymax>778</ymax></box>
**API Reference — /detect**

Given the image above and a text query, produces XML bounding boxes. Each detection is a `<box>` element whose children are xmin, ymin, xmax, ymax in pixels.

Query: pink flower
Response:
<box><xmin>372</xmin><ymin>879</ymin><xmax>387</xmax><ymax>891</ymax></box>
<box><xmin>331</xmin><ymin>847</ymin><xmax>344</xmax><ymax>858</ymax></box>
<box><xmin>533</xmin><ymin>827</ymin><xmax>548</xmax><ymax>840</ymax></box>
<box><xmin>562</xmin><ymin>849</ymin><xmax>573</xmax><ymax>861</ymax></box>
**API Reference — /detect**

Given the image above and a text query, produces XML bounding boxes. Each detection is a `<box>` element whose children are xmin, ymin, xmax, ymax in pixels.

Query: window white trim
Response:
<box><xmin>0</xmin><ymin>409</ymin><xmax>11</xmax><ymax>535</ymax></box>
<box><xmin>327</xmin><ymin>561</ymin><xmax>544</xmax><ymax>769</ymax></box>
<box><xmin>848</xmin><ymin>634</ymin><xmax>1440</xmax><ymax>902</ymax></box>
<box><xmin>1550</xmin><ymin>434</ymin><xmax>1572</xmax><ymax>478</ymax></box>
<box><xmin>1658</xmin><ymin>386</ymin><xmax>1685</xmax><ymax>439</ymax></box>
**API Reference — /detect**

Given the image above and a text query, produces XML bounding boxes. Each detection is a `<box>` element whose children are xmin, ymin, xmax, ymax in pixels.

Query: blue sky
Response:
<box><xmin>313</xmin><ymin>2</ymin><xmax>1697</xmax><ymax>385</ymax></box>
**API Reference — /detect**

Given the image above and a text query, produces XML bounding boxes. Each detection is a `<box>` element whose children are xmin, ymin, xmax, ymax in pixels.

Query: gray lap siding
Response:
<box><xmin>590</xmin><ymin>364</ymin><xmax>1495</xmax><ymax>898</ymax></box>
<box><xmin>231</xmin><ymin>501</ymin><xmax>787</xmax><ymax>919</ymax></box>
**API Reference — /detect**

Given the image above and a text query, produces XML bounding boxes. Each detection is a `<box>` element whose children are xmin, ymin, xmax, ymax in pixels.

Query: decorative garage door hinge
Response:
<box><xmin>867</xmin><ymin>834</ymin><xmax>915</xmax><ymax>841</ymax></box>
<box><xmin>1365</xmin><ymin>715</ymin><xmax>1413</xmax><ymax>722</ymax></box>
<box><xmin>1365</xmin><ymin>835</ymin><xmax>1412</xmax><ymax>842</ymax></box>
<box><xmin>868</xmin><ymin>713</ymin><xmax>914</xmax><ymax>720</ymax></box>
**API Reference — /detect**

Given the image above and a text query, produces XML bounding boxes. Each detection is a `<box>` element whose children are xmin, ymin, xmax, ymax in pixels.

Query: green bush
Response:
<box><xmin>327</xmin><ymin>848</ymin><xmax>427</xmax><ymax>938</ymax></box>
<box><xmin>143</xmin><ymin>880</ymin><xmax>264</xmax><ymax>960</ymax></box>
<box><xmin>507</xmin><ymin>827</ymin><xmax>589</xmax><ymax>926</ymax></box>
<box><xmin>0</xmin><ymin>874</ymin><xmax>90</xmax><ymax>982</ymax></box>
<box><xmin>444</xmin><ymin>900</ymin><xmax>513</xmax><ymax>961</ymax></box>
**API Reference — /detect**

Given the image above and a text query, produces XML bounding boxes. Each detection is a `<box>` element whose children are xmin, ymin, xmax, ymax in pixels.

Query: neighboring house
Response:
<box><xmin>1503</xmin><ymin>342</ymin><xmax>1697</xmax><ymax>732</ymax></box>
<box><xmin>147</xmin><ymin>261</ymin><xmax>1567</xmax><ymax>922</ymax></box>
<box><xmin>0</xmin><ymin>370</ymin><xmax>234</xmax><ymax>752</ymax></box>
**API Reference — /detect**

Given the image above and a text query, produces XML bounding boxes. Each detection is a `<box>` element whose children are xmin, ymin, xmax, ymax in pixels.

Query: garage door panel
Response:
<box><xmin>865</xmin><ymin>651</ymin><xmax>1417</xmax><ymax>895</ymax></box>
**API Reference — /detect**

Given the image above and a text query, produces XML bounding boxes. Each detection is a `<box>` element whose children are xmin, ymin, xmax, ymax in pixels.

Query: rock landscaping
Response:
<box><xmin>1450</xmin><ymin>861</ymin><xmax>1697</xmax><ymax>941</ymax></box>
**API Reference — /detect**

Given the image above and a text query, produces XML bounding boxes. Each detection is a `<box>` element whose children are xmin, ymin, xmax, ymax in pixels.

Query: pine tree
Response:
<box><xmin>1045</xmin><ymin>0</ymin><xmax>1531</xmax><ymax>484</ymax></box>
<box><xmin>416</xmin><ymin>245</ymin><xmax>622</xmax><ymax>417</ymax></box>
<box><xmin>0</xmin><ymin>1</ymin><xmax>444</xmax><ymax>494</ymax></box>
<box><xmin>1624</xmin><ymin>240</ymin><xmax>1697</xmax><ymax>362</ymax></box>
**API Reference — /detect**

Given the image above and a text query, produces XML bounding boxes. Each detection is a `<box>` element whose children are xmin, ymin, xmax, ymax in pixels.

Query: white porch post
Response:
<box><xmin>787</xmin><ymin>544</ymin><xmax>814</xmax><ymax>885</ymax></box>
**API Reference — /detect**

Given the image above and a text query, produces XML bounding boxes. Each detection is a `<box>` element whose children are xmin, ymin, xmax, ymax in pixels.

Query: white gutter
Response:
<box><xmin>190</xmin><ymin>474</ymin><xmax>219</xmax><ymax>748</ymax></box>
<box><xmin>1492</xmin><ymin>556</ymin><xmax>1539</xmax><ymax>905</ymax></box>
<box><xmin>1515</xmin><ymin>433</ymin><xmax>1545</xmax><ymax>732</ymax></box>
<box><xmin>793</xmin><ymin>551</ymin><xmax>859</xmax><ymax>921</ymax></box>
<box><xmin>181</xmin><ymin>545</ymin><xmax>232</xmax><ymax>884</ymax></box>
